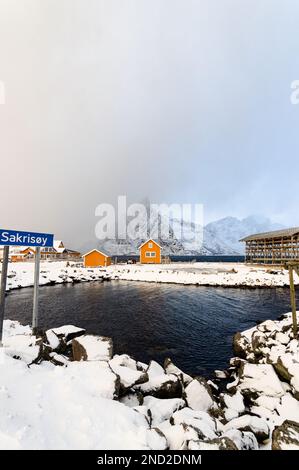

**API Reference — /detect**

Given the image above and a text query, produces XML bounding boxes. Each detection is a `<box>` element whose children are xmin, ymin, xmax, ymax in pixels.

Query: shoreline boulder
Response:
<box><xmin>72</xmin><ymin>334</ymin><xmax>113</xmax><ymax>362</ymax></box>
<box><xmin>272</xmin><ymin>420</ymin><xmax>299</xmax><ymax>450</ymax></box>
<box><xmin>184</xmin><ymin>377</ymin><xmax>218</xmax><ymax>414</ymax></box>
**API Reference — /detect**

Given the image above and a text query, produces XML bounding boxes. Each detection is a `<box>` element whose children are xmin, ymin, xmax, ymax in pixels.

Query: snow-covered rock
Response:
<box><xmin>135</xmin><ymin>361</ymin><xmax>182</xmax><ymax>398</ymax></box>
<box><xmin>119</xmin><ymin>392</ymin><xmax>143</xmax><ymax>408</ymax></box>
<box><xmin>272</xmin><ymin>420</ymin><xmax>299</xmax><ymax>450</ymax></box>
<box><xmin>171</xmin><ymin>408</ymin><xmax>217</xmax><ymax>440</ymax></box>
<box><xmin>223</xmin><ymin>415</ymin><xmax>269</xmax><ymax>442</ymax></box>
<box><xmin>51</xmin><ymin>325</ymin><xmax>85</xmax><ymax>343</ymax></box>
<box><xmin>146</xmin><ymin>428</ymin><xmax>168</xmax><ymax>450</ymax></box>
<box><xmin>233</xmin><ymin>332</ymin><xmax>250</xmax><ymax>358</ymax></box>
<box><xmin>157</xmin><ymin>423</ymin><xmax>200</xmax><ymax>450</ymax></box>
<box><xmin>223</xmin><ymin>429</ymin><xmax>258</xmax><ymax>450</ymax></box>
<box><xmin>238</xmin><ymin>363</ymin><xmax>285</xmax><ymax>398</ymax></box>
<box><xmin>111</xmin><ymin>365</ymin><xmax>148</xmax><ymax>390</ymax></box>
<box><xmin>72</xmin><ymin>335</ymin><xmax>113</xmax><ymax>362</ymax></box>
<box><xmin>49</xmin><ymin>352</ymin><xmax>69</xmax><ymax>366</ymax></box>
<box><xmin>184</xmin><ymin>378</ymin><xmax>218</xmax><ymax>414</ymax></box>
<box><xmin>133</xmin><ymin>405</ymin><xmax>151</xmax><ymax>425</ymax></box>
<box><xmin>188</xmin><ymin>436</ymin><xmax>238</xmax><ymax>450</ymax></box>
<box><xmin>257</xmin><ymin>320</ymin><xmax>278</xmax><ymax>334</ymax></box>
<box><xmin>110</xmin><ymin>354</ymin><xmax>138</xmax><ymax>370</ymax></box>
<box><xmin>45</xmin><ymin>329</ymin><xmax>61</xmax><ymax>350</ymax></box>
<box><xmin>275</xmin><ymin>332</ymin><xmax>290</xmax><ymax>345</ymax></box>
<box><xmin>164</xmin><ymin>358</ymin><xmax>193</xmax><ymax>385</ymax></box>
<box><xmin>143</xmin><ymin>396</ymin><xmax>185</xmax><ymax>426</ymax></box>
<box><xmin>214</xmin><ymin>370</ymin><xmax>228</xmax><ymax>379</ymax></box>
<box><xmin>221</xmin><ymin>391</ymin><xmax>245</xmax><ymax>421</ymax></box>
<box><xmin>109</xmin><ymin>355</ymin><xmax>148</xmax><ymax>390</ymax></box>
<box><xmin>63</xmin><ymin>361</ymin><xmax>120</xmax><ymax>399</ymax></box>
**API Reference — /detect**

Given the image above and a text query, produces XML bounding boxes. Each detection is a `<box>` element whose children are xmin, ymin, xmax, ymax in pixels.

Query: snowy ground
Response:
<box><xmin>107</xmin><ymin>262</ymin><xmax>298</xmax><ymax>288</ymax></box>
<box><xmin>2</xmin><ymin>261</ymin><xmax>108</xmax><ymax>291</ymax></box>
<box><xmin>1</xmin><ymin>261</ymin><xmax>298</xmax><ymax>290</ymax></box>
<box><xmin>1</xmin><ymin>313</ymin><xmax>299</xmax><ymax>450</ymax></box>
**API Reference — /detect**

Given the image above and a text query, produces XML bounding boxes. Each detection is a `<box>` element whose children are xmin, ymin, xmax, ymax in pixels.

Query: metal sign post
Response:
<box><xmin>286</xmin><ymin>262</ymin><xmax>299</xmax><ymax>338</ymax></box>
<box><xmin>0</xmin><ymin>246</ymin><xmax>9</xmax><ymax>345</ymax></box>
<box><xmin>32</xmin><ymin>247</ymin><xmax>41</xmax><ymax>335</ymax></box>
<box><xmin>0</xmin><ymin>229</ymin><xmax>54</xmax><ymax>342</ymax></box>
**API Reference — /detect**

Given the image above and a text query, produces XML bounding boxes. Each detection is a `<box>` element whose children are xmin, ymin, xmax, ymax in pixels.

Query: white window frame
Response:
<box><xmin>148</xmin><ymin>242</ymin><xmax>153</xmax><ymax>248</ymax></box>
<box><xmin>145</xmin><ymin>251</ymin><xmax>156</xmax><ymax>258</ymax></box>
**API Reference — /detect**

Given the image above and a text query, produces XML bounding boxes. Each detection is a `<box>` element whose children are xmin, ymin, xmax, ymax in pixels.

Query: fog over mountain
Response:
<box><xmin>0</xmin><ymin>1</ymin><xmax>299</xmax><ymax>249</ymax></box>
<box><xmin>80</xmin><ymin>214</ymin><xmax>284</xmax><ymax>256</ymax></box>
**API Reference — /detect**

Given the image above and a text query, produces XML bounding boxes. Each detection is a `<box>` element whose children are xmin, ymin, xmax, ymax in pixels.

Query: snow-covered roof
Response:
<box><xmin>138</xmin><ymin>239</ymin><xmax>162</xmax><ymax>250</ymax></box>
<box><xmin>83</xmin><ymin>249</ymin><xmax>110</xmax><ymax>258</ymax></box>
<box><xmin>53</xmin><ymin>240</ymin><xmax>65</xmax><ymax>253</ymax></box>
<box><xmin>64</xmin><ymin>249</ymin><xmax>81</xmax><ymax>255</ymax></box>
<box><xmin>240</xmin><ymin>227</ymin><xmax>299</xmax><ymax>242</ymax></box>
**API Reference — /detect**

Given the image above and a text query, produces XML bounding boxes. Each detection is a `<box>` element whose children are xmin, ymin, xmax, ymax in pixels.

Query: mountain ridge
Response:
<box><xmin>79</xmin><ymin>214</ymin><xmax>285</xmax><ymax>256</ymax></box>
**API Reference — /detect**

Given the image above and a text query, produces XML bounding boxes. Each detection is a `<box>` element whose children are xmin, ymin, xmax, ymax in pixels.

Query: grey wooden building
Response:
<box><xmin>240</xmin><ymin>227</ymin><xmax>299</xmax><ymax>265</ymax></box>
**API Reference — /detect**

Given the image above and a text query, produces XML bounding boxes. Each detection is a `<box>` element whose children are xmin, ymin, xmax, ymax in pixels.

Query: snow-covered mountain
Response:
<box><xmin>204</xmin><ymin>215</ymin><xmax>284</xmax><ymax>255</ymax></box>
<box><xmin>80</xmin><ymin>214</ymin><xmax>284</xmax><ymax>256</ymax></box>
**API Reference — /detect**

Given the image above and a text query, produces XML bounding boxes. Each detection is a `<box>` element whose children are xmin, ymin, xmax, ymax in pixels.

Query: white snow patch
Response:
<box><xmin>184</xmin><ymin>379</ymin><xmax>215</xmax><ymax>412</ymax></box>
<box><xmin>73</xmin><ymin>335</ymin><xmax>111</xmax><ymax>361</ymax></box>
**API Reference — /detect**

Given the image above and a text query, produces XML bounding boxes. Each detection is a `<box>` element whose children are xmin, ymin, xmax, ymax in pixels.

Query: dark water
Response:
<box><xmin>170</xmin><ymin>255</ymin><xmax>245</xmax><ymax>263</ymax></box>
<box><xmin>4</xmin><ymin>281</ymin><xmax>297</xmax><ymax>376</ymax></box>
<box><xmin>115</xmin><ymin>255</ymin><xmax>245</xmax><ymax>263</ymax></box>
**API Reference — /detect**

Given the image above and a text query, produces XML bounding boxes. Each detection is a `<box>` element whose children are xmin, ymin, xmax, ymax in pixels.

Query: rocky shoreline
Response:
<box><xmin>1</xmin><ymin>312</ymin><xmax>299</xmax><ymax>450</ymax></box>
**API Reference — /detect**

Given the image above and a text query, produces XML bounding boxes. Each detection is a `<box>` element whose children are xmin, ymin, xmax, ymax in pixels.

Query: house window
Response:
<box><xmin>148</xmin><ymin>242</ymin><xmax>153</xmax><ymax>248</ymax></box>
<box><xmin>145</xmin><ymin>251</ymin><xmax>156</xmax><ymax>258</ymax></box>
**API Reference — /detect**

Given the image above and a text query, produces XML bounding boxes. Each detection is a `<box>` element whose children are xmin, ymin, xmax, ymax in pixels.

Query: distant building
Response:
<box><xmin>139</xmin><ymin>239</ymin><xmax>162</xmax><ymax>264</ymax></box>
<box><xmin>40</xmin><ymin>240</ymin><xmax>81</xmax><ymax>261</ymax></box>
<box><xmin>10</xmin><ymin>247</ymin><xmax>35</xmax><ymax>262</ymax></box>
<box><xmin>83</xmin><ymin>249</ymin><xmax>111</xmax><ymax>267</ymax></box>
<box><xmin>240</xmin><ymin>227</ymin><xmax>299</xmax><ymax>265</ymax></box>
<box><xmin>2</xmin><ymin>240</ymin><xmax>81</xmax><ymax>262</ymax></box>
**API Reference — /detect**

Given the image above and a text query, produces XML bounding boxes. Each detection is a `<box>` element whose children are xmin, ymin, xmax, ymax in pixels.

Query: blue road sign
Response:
<box><xmin>0</xmin><ymin>229</ymin><xmax>54</xmax><ymax>248</ymax></box>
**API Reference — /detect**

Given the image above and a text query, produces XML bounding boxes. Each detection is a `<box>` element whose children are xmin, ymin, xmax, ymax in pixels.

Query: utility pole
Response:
<box><xmin>32</xmin><ymin>247</ymin><xmax>41</xmax><ymax>335</ymax></box>
<box><xmin>287</xmin><ymin>264</ymin><xmax>298</xmax><ymax>338</ymax></box>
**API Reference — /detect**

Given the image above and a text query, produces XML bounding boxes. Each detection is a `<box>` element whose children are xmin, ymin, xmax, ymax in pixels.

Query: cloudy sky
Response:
<box><xmin>0</xmin><ymin>0</ymin><xmax>299</xmax><ymax>248</ymax></box>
